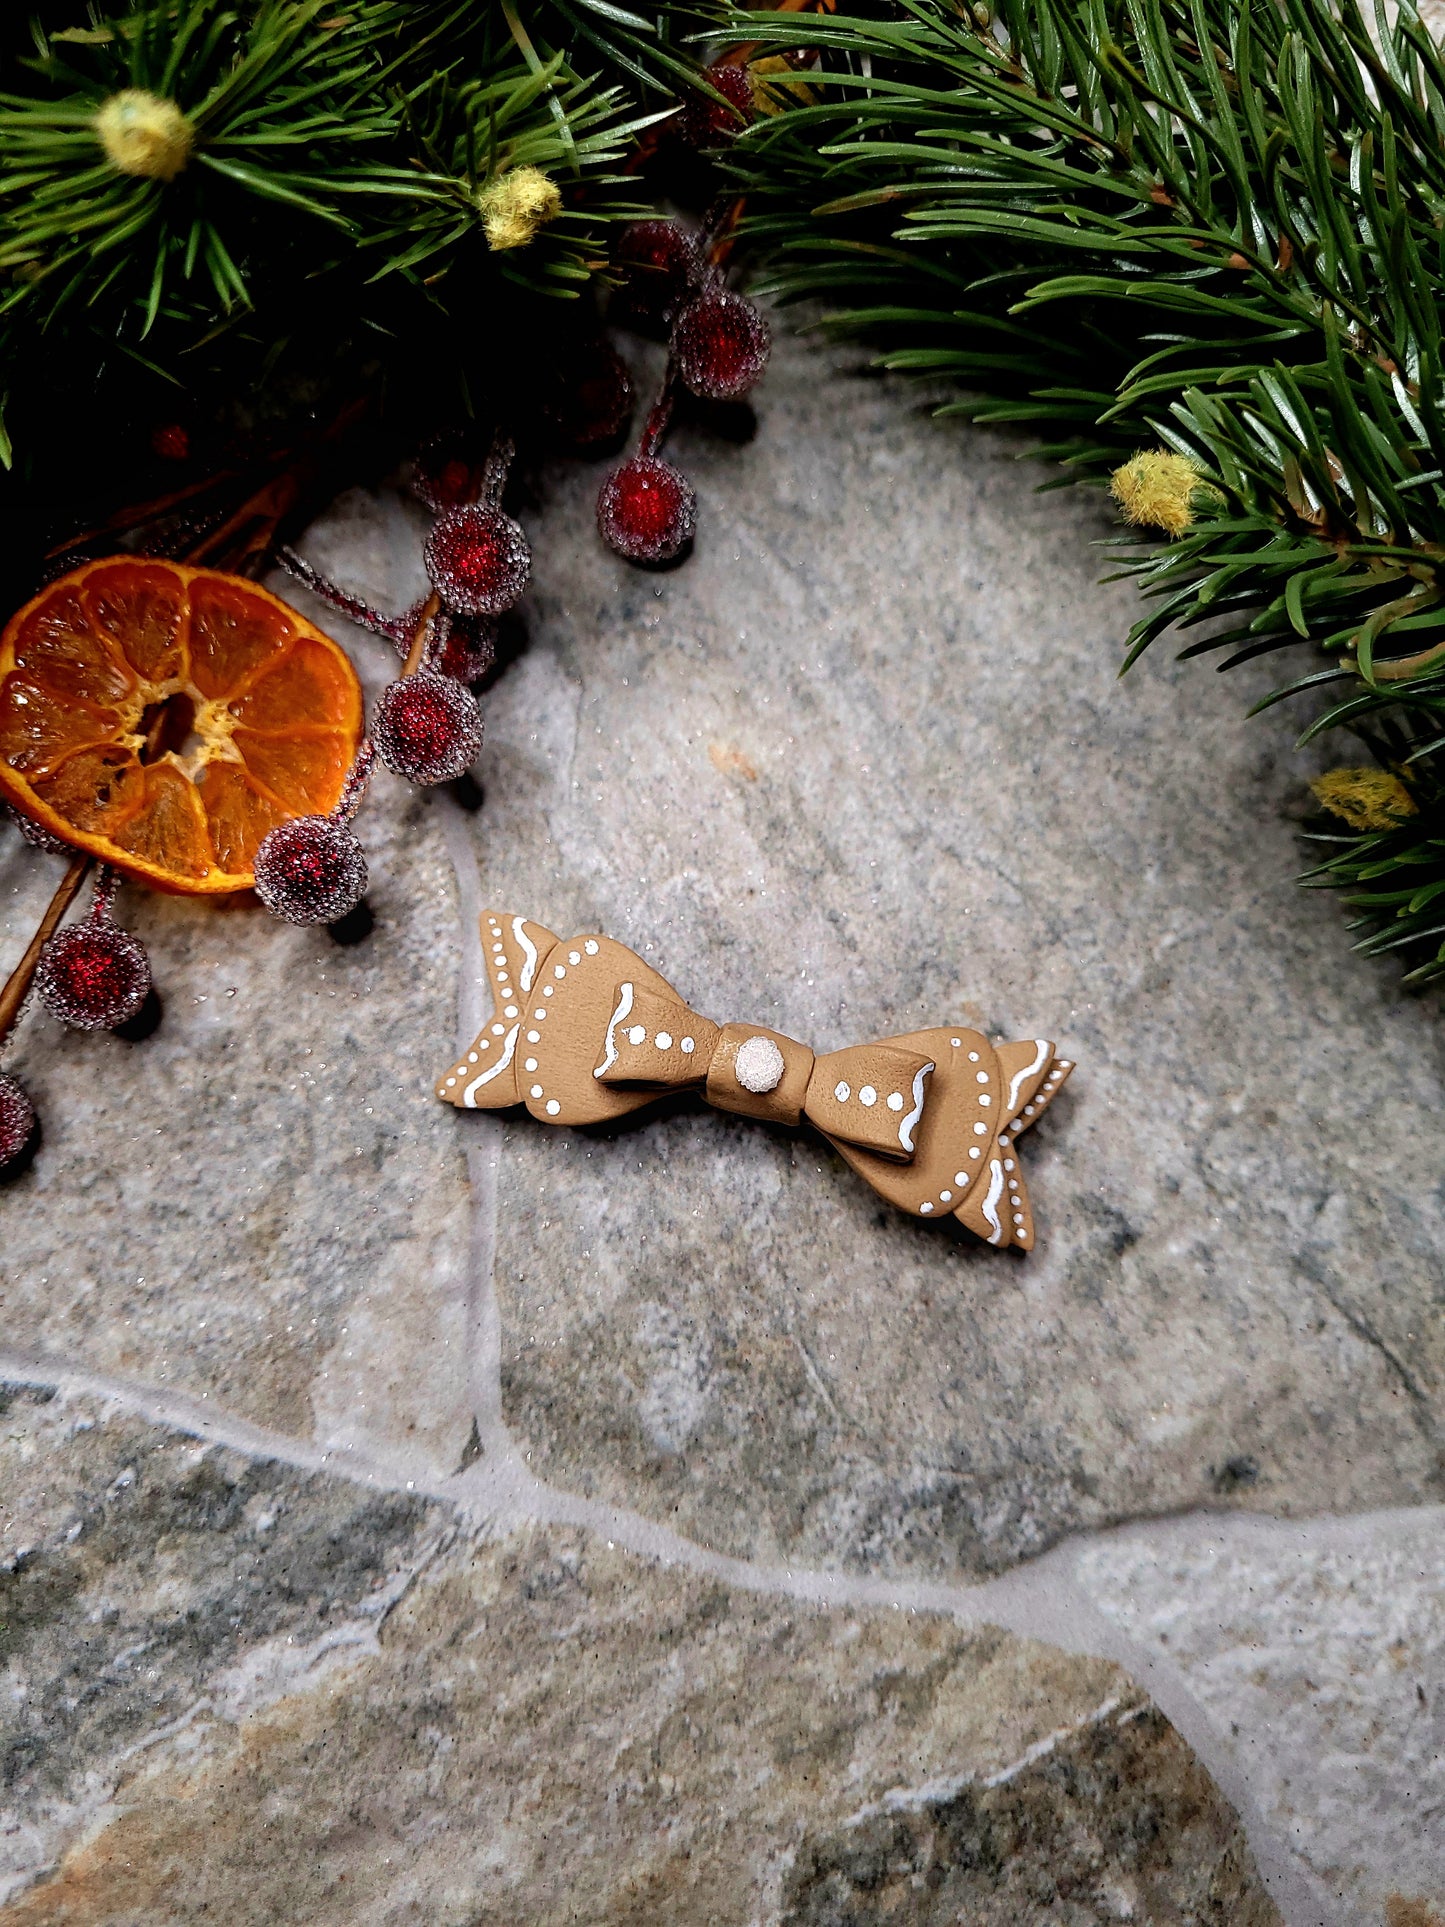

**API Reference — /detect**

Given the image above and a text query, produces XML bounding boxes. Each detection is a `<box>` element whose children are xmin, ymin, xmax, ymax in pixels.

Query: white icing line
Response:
<box><xmin>463</xmin><ymin>1024</ymin><xmax>519</xmax><ymax>1105</ymax></box>
<box><xmin>981</xmin><ymin>1159</ymin><xmax>1006</xmax><ymax>1246</ymax></box>
<box><xmin>898</xmin><ymin>1062</ymin><xmax>933</xmax><ymax>1154</ymax></box>
<box><xmin>1007</xmin><ymin>1039</ymin><xmax>1050</xmax><ymax>1115</ymax></box>
<box><xmin>594</xmin><ymin>981</ymin><xmax>634</xmax><ymax>1080</ymax></box>
<box><xmin>512</xmin><ymin>916</ymin><xmax>539</xmax><ymax>993</ymax></box>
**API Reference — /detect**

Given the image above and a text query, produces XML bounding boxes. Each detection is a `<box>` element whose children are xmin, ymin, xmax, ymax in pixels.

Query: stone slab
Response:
<box><xmin>0</xmin><ymin>1381</ymin><xmax>439</xmax><ymax>1902</ymax></box>
<box><xmin>1</xmin><ymin>1395</ymin><xmax>1279</xmax><ymax>1925</ymax></box>
<box><xmin>1078</xmin><ymin>1512</ymin><xmax>1445</xmax><ymax>1924</ymax></box>
<box><xmin>470</xmin><ymin>329</ymin><xmax>1444</xmax><ymax>1578</ymax></box>
<box><xmin>3</xmin><ymin>323</ymin><xmax>1441</xmax><ymax>1585</ymax></box>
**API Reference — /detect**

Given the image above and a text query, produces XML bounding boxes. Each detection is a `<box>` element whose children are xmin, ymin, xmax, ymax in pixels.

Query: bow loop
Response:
<box><xmin>593</xmin><ymin>984</ymin><xmax>716</xmax><ymax>1088</ymax></box>
<box><xmin>806</xmin><ymin>1047</ymin><xmax>934</xmax><ymax>1161</ymax></box>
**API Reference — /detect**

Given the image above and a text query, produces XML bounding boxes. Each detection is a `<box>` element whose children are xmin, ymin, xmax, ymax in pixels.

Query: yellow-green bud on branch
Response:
<box><xmin>95</xmin><ymin>89</ymin><xmax>194</xmax><ymax>181</ymax></box>
<box><xmin>1109</xmin><ymin>449</ymin><xmax>1208</xmax><ymax>537</ymax></box>
<box><xmin>1310</xmin><ymin>767</ymin><xmax>1418</xmax><ymax>832</ymax></box>
<box><xmin>477</xmin><ymin>167</ymin><xmax>562</xmax><ymax>251</ymax></box>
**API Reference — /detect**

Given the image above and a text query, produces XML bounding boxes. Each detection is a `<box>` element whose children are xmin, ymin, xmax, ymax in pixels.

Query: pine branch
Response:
<box><xmin>719</xmin><ymin>0</ymin><xmax>1445</xmax><ymax>980</ymax></box>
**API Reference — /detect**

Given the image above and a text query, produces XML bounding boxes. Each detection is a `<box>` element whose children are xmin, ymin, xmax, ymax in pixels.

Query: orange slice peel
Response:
<box><xmin>0</xmin><ymin>556</ymin><xmax>363</xmax><ymax>893</ymax></box>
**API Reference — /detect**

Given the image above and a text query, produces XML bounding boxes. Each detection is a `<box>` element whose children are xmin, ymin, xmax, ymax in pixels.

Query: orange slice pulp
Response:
<box><xmin>0</xmin><ymin>557</ymin><xmax>363</xmax><ymax>893</ymax></box>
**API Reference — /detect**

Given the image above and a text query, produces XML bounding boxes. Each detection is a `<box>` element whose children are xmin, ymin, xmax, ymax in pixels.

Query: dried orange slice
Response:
<box><xmin>0</xmin><ymin>557</ymin><xmax>363</xmax><ymax>893</ymax></box>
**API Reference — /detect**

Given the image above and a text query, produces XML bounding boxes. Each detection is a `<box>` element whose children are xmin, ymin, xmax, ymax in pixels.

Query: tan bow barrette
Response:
<box><xmin>437</xmin><ymin>913</ymin><xmax>1074</xmax><ymax>1251</ymax></box>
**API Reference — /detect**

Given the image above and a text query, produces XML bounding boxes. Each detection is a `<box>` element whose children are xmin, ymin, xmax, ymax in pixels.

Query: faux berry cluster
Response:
<box><xmin>2</xmin><ymin>55</ymin><xmax>780</xmax><ymax>1179</ymax></box>
<box><xmin>260</xmin><ymin>434</ymin><xmax>528</xmax><ymax>926</ymax></box>
<box><xmin>599</xmin><ymin>215</ymin><xmax>771</xmax><ymax>566</ymax></box>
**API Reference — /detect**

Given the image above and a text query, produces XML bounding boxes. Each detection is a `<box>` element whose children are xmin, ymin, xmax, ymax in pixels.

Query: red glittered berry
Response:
<box><xmin>0</xmin><ymin>1072</ymin><xmax>37</xmax><ymax>1179</ymax></box>
<box><xmin>546</xmin><ymin>338</ymin><xmax>635</xmax><ymax>450</ymax></box>
<box><xmin>597</xmin><ymin>455</ymin><xmax>697</xmax><ymax>564</ymax></box>
<box><xmin>612</xmin><ymin>221</ymin><xmax>701</xmax><ymax>330</ymax></box>
<box><xmin>411</xmin><ymin>433</ymin><xmax>484</xmax><ymax>512</ymax></box>
<box><xmin>678</xmin><ymin>62</ymin><xmax>754</xmax><ymax>147</ymax></box>
<box><xmin>373</xmin><ymin>671</ymin><xmax>484</xmax><ymax>786</ymax></box>
<box><xmin>435</xmin><ymin>614</ymin><xmax>497</xmax><ymax>685</ymax></box>
<box><xmin>424</xmin><ymin>504</ymin><xmax>530</xmax><ymax>616</ymax></box>
<box><xmin>37</xmin><ymin>921</ymin><xmax>151</xmax><ymax>1031</ymax></box>
<box><xmin>673</xmin><ymin>289</ymin><xmax>771</xmax><ymax>402</ymax></box>
<box><xmin>151</xmin><ymin>422</ymin><xmax>190</xmax><ymax>461</ymax></box>
<box><xmin>254</xmin><ymin>815</ymin><xmax>369</xmax><ymax>926</ymax></box>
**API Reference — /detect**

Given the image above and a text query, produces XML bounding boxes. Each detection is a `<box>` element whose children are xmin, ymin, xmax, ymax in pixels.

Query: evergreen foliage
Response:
<box><xmin>724</xmin><ymin>0</ymin><xmax>1445</xmax><ymax>982</ymax></box>
<box><xmin>0</xmin><ymin>1</ymin><xmax>687</xmax><ymax>516</ymax></box>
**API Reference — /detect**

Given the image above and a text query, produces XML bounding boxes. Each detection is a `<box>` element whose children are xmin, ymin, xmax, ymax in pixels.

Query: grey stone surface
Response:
<box><xmin>1</xmin><ymin>318</ymin><xmax>1442</xmax><ymax>1921</ymax></box>
<box><xmin>0</xmin><ymin>1381</ymin><xmax>440</xmax><ymax>1903</ymax></box>
<box><xmin>1077</xmin><ymin>1512</ymin><xmax>1445</xmax><ymax>1924</ymax></box>
<box><xmin>0</xmin><ymin>651</ymin><xmax>475</xmax><ymax>1476</ymax></box>
<box><xmin>0</xmin><ymin>1500</ymin><xmax>1278</xmax><ymax>1927</ymax></box>
<box><xmin>468</xmin><ymin>331</ymin><xmax>1443</xmax><ymax>1579</ymax></box>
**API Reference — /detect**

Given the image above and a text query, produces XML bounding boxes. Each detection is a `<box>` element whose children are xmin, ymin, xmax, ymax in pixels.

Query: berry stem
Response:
<box><xmin>332</xmin><ymin>741</ymin><xmax>377</xmax><ymax>824</ymax></box>
<box><xmin>479</xmin><ymin>431</ymin><xmax>515</xmax><ymax>511</ymax></box>
<box><xmin>638</xmin><ymin>370</ymin><xmax>678</xmax><ymax>460</ymax></box>
<box><xmin>278</xmin><ymin>547</ymin><xmax>414</xmax><ymax>644</ymax></box>
<box><xmin>0</xmin><ymin>851</ymin><xmax>91</xmax><ymax>1052</ymax></box>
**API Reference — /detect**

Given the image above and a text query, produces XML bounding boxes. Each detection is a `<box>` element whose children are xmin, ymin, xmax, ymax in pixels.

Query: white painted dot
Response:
<box><xmin>543</xmin><ymin>986</ymin><xmax>554</xmax><ymax>998</ymax></box>
<box><xmin>973</xmin><ymin>1122</ymin><xmax>988</xmax><ymax>1136</ymax></box>
<box><xmin>656</xmin><ymin>1032</ymin><xmax>673</xmax><ymax>1050</ymax></box>
<box><xmin>969</xmin><ymin>1147</ymin><xmax>981</xmax><ymax>1158</ymax></box>
<box><xmin>920</xmin><ymin>1201</ymin><xmax>933</xmax><ymax>1214</ymax></box>
<box><xmin>534</xmin><ymin>1008</ymin><xmax>546</xmax><ymax>1019</ymax></box>
<box><xmin>554</xmin><ymin>964</ymin><xmax>566</xmax><ymax>979</ymax></box>
<box><xmin>954</xmin><ymin>1171</ymin><xmax>968</xmax><ymax>1186</ymax></box>
<box><xmin>859</xmin><ymin>1085</ymin><xmax>877</xmax><ymax>1107</ymax></box>
<box><xmin>491</xmin><ymin>1023</ymin><xmax>504</xmax><ymax>1036</ymax></box>
<box><xmin>491</xmin><ymin>942</ymin><xmax>504</xmax><ymax>953</ymax></box>
<box><xmin>530</xmin><ymin>1084</ymin><xmax>543</xmax><ymax>1098</ymax></box>
<box><xmin>978</xmin><ymin>1094</ymin><xmax>991</xmax><ymax>1107</ymax></box>
<box><xmin>1004</xmin><ymin>1159</ymin><xmax>1015</xmax><ymax>1172</ymax></box>
<box><xmin>976</xmin><ymin>1071</ymin><xmax>989</xmax><ymax>1084</ymax></box>
<box><xmin>525</xmin><ymin>1058</ymin><xmax>538</xmax><ymax>1072</ymax></box>
<box><xmin>504</xmin><ymin>1005</ymin><xmax>518</xmax><ymax>1018</ymax></box>
<box><xmin>478</xmin><ymin>1039</ymin><xmax>490</xmax><ymax>1051</ymax></box>
<box><xmin>585</xmin><ymin>940</ymin><xmax>599</xmax><ymax>954</ymax></box>
<box><xmin>957</xmin><ymin>1173</ymin><xmax>969</xmax><ymax>1187</ymax></box>
<box><xmin>834</xmin><ymin>1080</ymin><xmax>851</xmax><ymax>1102</ymax></box>
<box><xmin>568</xmin><ymin>951</ymin><xmax>581</xmax><ymax>965</ymax></box>
<box><xmin>968</xmin><ymin>1051</ymin><xmax>980</xmax><ymax>1063</ymax></box>
<box><xmin>1008</xmin><ymin>1180</ymin><xmax>1018</xmax><ymax>1193</ymax></box>
<box><xmin>951</xmin><ymin>1037</ymin><xmax>962</xmax><ymax>1048</ymax></box>
<box><xmin>527</xmin><ymin>1029</ymin><xmax>540</xmax><ymax>1043</ymax></box>
<box><xmin>940</xmin><ymin>1190</ymin><xmax>952</xmax><ymax>1203</ymax></box>
<box><xmin>546</xmin><ymin>1099</ymin><xmax>560</xmax><ymax>1116</ymax></box>
<box><xmin>627</xmin><ymin>1025</ymin><xmax>646</xmax><ymax>1045</ymax></box>
<box><xmin>681</xmin><ymin>1037</ymin><xmax>695</xmax><ymax>1054</ymax></box>
<box><xmin>1058</xmin><ymin>1059</ymin><xmax>1071</xmax><ymax>1069</ymax></box>
<box><xmin>468</xmin><ymin>1052</ymin><xmax>478</xmax><ymax>1064</ymax></box>
<box><xmin>1024</xmin><ymin>1104</ymin><xmax>1035</xmax><ymax>1116</ymax></box>
<box><xmin>445</xmin><ymin>1076</ymin><xmax>456</xmax><ymax>1087</ymax></box>
<box><xmin>1013</xmin><ymin>1213</ymin><xmax>1025</xmax><ymax>1226</ymax></box>
<box><xmin>886</xmin><ymin>1092</ymin><xmax>904</xmax><ymax>1112</ymax></box>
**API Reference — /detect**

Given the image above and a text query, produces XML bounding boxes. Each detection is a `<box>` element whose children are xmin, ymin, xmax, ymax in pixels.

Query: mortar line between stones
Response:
<box><xmin>441</xmin><ymin>805</ymin><xmax>506</xmax><ymax>1444</ymax></box>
